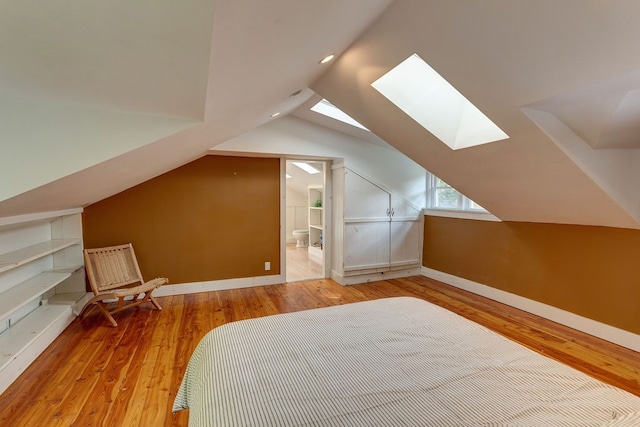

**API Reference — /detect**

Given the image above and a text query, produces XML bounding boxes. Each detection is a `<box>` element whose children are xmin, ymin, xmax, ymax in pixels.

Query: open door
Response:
<box><xmin>284</xmin><ymin>159</ymin><xmax>330</xmax><ymax>282</ymax></box>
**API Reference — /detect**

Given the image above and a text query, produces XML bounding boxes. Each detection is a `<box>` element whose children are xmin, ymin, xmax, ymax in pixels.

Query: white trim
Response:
<box><xmin>421</xmin><ymin>266</ymin><xmax>640</xmax><ymax>353</ymax></box>
<box><xmin>332</xmin><ymin>266</ymin><xmax>421</xmax><ymax>286</ymax></box>
<box><xmin>153</xmin><ymin>274</ymin><xmax>285</xmax><ymax>297</ymax></box>
<box><xmin>321</xmin><ymin>160</ymin><xmax>333</xmax><ymax>280</ymax></box>
<box><xmin>425</xmin><ymin>172</ymin><xmax>500</xmax><ymax>220</ymax></box>
<box><xmin>0</xmin><ymin>208</ymin><xmax>84</xmax><ymax>228</ymax></box>
<box><xmin>424</xmin><ymin>209</ymin><xmax>501</xmax><ymax>222</ymax></box>
<box><xmin>333</xmin><ymin>162</ymin><xmax>423</xmax><ymax>213</ymax></box>
<box><xmin>280</xmin><ymin>158</ymin><xmax>287</xmax><ymax>284</ymax></box>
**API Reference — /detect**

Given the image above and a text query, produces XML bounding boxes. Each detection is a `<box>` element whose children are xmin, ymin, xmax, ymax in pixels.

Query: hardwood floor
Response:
<box><xmin>0</xmin><ymin>276</ymin><xmax>638</xmax><ymax>426</ymax></box>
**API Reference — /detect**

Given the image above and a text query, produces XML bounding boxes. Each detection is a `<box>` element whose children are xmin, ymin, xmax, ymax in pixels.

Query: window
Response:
<box><xmin>427</xmin><ymin>173</ymin><xmax>487</xmax><ymax>212</ymax></box>
<box><xmin>310</xmin><ymin>99</ymin><xmax>369</xmax><ymax>131</ymax></box>
<box><xmin>371</xmin><ymin>54</ymin><xmax>508</xmax><ymax>150</ymax></box>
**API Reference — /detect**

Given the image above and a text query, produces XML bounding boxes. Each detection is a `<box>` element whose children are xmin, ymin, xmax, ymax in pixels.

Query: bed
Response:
<box><xmin>173</xmin><ymin>297</ymin><xmax>640</xmax><ymax>426</ymax></box>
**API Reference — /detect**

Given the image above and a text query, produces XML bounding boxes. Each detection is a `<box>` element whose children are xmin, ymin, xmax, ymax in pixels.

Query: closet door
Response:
<box><xmin>344</xmin><ymin>222</ymin><xmax>390</xmax><ymax>271</ymax></box>
<box><xmin>389</xmin><ymin>194</ymin><xmax>422</xmax><ymax>266</ymax></box>
<box><xmin>390</xmin><ymin>220</ymin><xmax>421</xmax><ymax>267</ymax></box>
<box><xmin>391</xmin><ymin>195</ymin><xmax>422</xmax><ymax>220</ymax></box>
<box><xmin>343</xmin><ymin>170</ymin><xmax>391</xmax><ymax>271</ymax></box>
<box><xmin>344</xmin><ymin>169</ymin><xmax>389</xmax><ymax>221</ymax></box>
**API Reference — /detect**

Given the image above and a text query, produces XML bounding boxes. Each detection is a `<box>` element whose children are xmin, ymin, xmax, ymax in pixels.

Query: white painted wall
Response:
<box><xmin>214</xmin><ymin>116</ymin><xmax>427</xmax><ymax>207</ymax></box>
<box><xmin>286</xmin><ymin>186</ymin><xmax>308</xmax><ymax>244</ymax></box>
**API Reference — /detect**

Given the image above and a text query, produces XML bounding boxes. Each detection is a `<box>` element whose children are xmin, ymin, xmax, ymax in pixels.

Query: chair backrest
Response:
<box><xmin>84</xmin><ymin>243</ymin><xmax>144</xmax><ymax>293</ymax></box>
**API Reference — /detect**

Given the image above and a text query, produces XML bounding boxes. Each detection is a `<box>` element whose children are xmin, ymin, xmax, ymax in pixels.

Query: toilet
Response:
<box><xmin>292</xmin><ymin>229</ymin><xmax>309</xmax><ymax>247</ymax></box>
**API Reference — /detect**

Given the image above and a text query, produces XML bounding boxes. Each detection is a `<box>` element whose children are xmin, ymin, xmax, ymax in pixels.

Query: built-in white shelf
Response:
<box><xmin>0</xmin><ymin>304</ymin><xmax>70</xmax><ymax>372</ymax></box>
<box><xmin>0</xmin><ymin>272</ymin><xmax>71</xmax><ymax>322</ymax></box>
<box><xmin>0</xmin><ymin>239</ymin><xmax>81</xmax><ymax>274</ymax></box>
<box><xmin>0</xmin><ymin>210</ymin><xmax>85</xmax><ymax>396</ymax></box>
<box><xmin>47</xmin><ymin>264</ymin><xmax>84</xmax><ymax>274</ymax></box>
<box><xmin>308</xmin><ymin>186</ymin><xmax>324</xmax><ymax>261</ymax></box>
<box><xmin>0</xmin><ymin>208</ymin><xmax>82</xmax><ymax>228</ymax></box>
<box><xmin>48</xmin><ymin>292</ymin><xmax>86</xmax><ymax>306</ymax></box>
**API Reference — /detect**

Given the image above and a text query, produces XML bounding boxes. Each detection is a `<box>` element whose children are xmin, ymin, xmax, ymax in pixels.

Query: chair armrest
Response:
<box><xmin>145</xmin><ymin>277</ymin><xmax>169</xmax><ymax>288</ymax></box>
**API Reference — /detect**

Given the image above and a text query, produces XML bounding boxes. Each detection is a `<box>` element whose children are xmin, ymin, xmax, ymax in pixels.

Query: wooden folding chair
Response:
<box><xmin>80</xmin><ymin>243</ymin><xmax>168</xmax><ymax>327</ymax></box>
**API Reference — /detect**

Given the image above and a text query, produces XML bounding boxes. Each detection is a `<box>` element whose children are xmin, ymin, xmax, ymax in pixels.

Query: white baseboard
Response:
<box><xmin>153</xmin><ymin>274</ymin><xmax>286</xmax><ymax>297</ymax></box>
<box><xmin>421</xmin><ymin>267</ymin><xmax>640</xmax><ymax>353</ymax></box>
<box><xmin>332</xmin><ymin>267</ymin><xmax>421</xmax><ymax>286</ymax></box>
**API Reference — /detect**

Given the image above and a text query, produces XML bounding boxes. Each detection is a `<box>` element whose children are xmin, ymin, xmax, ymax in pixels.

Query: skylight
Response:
<box><xmin>310</xmin><ymin>99</ymin><xmax>369</xmax><ymax>131</ymax></box>
<box><xmin>371</xmin><ymin>54</ymin><xmax>508</xmax><ymax>150</ymax></box>
<box><xmin>292</xmin><ymin>162</ymin><xmax>320</xmax><ymax>175</ymax></box>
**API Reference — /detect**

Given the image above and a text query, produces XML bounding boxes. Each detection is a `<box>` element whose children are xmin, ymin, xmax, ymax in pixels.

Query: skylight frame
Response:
<box><xmin>371</xmin><ymin>53</ymin><xmax>508</xmax><ymax>150</ymax></box>
<box><xmin>310</xmin><ymin>99</ymin><xmax>369</xmax><ymax>131</ymax></box>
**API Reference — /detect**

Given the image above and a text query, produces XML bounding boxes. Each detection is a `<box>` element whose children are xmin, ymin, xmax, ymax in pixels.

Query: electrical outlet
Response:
<box><xmin>265</xmin><ymin>261</ymin><xmax>271</xmax><ymax>271</ymax></box>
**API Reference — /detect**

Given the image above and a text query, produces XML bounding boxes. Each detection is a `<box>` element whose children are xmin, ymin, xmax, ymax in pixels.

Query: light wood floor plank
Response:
<box><xmin>0</xmin><ymin>276</ymin><xmax>638</xmax><ymax>426</ymax></box>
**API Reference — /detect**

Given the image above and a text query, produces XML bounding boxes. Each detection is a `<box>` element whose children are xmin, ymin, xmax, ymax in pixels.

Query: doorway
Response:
<box><xmin>285</xmin><ymin>159</ymin><xmax>327</xmax><ymax>282</ymax></box>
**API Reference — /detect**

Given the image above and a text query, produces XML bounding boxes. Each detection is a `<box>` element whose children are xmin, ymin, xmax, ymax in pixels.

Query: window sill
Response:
<box><xmin>423</xmin><ymin>208</ymin><xmax>501</xmax><ymax>222</ymax></box>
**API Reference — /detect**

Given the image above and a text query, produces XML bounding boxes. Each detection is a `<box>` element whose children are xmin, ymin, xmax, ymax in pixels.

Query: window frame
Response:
<box><xmin>425</xmin><ymin>173</ymin><xmax>501</xmax><ymax>222</ymax></box>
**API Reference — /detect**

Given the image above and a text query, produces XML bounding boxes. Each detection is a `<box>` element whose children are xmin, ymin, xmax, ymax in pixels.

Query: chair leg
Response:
<box><xmin>96</xmin><ymin>302</ymin><xmax>118</xmax><ymax>327</ymax></box>
<box><xmin>150</xmin><ymin>295</ymin><xmax>162</xmax><ymax>311</ymax></box>
<box><xmin>78</xmin><ymin>302</ymin><xmax>97</xmax><ymax>319</ymax></box>
<box><xmin>79</xmin><ymin>289</ymin><xmax>162</xmax><ymax>327</ymax></box>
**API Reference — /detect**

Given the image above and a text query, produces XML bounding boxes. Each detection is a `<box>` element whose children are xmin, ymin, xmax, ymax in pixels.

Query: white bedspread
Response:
<box><xmin>173</xmin><ymin>297</ymin><xmax>640</xmax><ymax>426</ymax></box>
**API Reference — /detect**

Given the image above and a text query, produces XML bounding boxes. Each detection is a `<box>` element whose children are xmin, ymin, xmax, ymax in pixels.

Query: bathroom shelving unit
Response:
<box><xmin>308</xmin><ymin>185</ymin><xmax>323</xmax><ymax>261</ymax></box>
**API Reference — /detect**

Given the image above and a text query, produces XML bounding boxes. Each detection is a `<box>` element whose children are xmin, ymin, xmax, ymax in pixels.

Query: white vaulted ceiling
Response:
<box><xmin>2</xmin><ymin>0</ymin><xmax>640</xmax><ymax>229</ymax></box>
<box><xmin>312</xmin><ymin>0</ymin><xmax>640</xmax><ymax>228</ymax></box>
<box><xmin>0</xmin><ymin>0</ymin><xmax>392</xmax><ymax>215</ymax></box>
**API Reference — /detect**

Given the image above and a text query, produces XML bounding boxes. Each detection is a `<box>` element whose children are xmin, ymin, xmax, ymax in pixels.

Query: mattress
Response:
<box><xmin>173</xmin><ymin>297</ymin><xmax>640</xmax><ymax>426</ymax></box>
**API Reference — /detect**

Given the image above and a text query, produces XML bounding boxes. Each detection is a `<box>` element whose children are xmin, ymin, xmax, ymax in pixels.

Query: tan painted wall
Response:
<box><xmin>423</xmin><ymin>215</ymin><xmax>640</xmax><ymax>334</ymax></box>
<box><xmin>83</xmin><ymin>155</ymin><xmax>281</xmax><ymax>284</ymax></box>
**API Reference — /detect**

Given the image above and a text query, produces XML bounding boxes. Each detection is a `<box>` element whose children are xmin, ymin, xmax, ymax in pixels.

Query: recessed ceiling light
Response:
<box><xmin>292</xmin><ymin>161</ymin><xmax>320</xmax><ymax>174</ymax></box>
<box><xmin>319</xmin><ymin>54</ymin><xmax>335</xmax><ymax>64</ymax></box>
<box><xmin>271</xmin><ymin>112</ymin><xmax>281</xmax><ymax>118</ymax></box>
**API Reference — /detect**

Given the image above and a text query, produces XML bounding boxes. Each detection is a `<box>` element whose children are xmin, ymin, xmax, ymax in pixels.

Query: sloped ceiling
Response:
<box><xmin>526</xmin><ymin>70</ymin><xmax>640</xmax><ymax>150</ymax></box>
<box><xmin>0</xmin><ymin>1</ymin><xmax>213</xmax><ymax>118</ymax></box>
<box><xmin>0</xmin><ymin>0</ymin><xmax>392</xmax><ymax>216</ymax></box>
<box><xmin>0</xmin><ymin>0</ymin><xmax>215</xmax><ymax>203</ymax></box>
<box><xmin>2</xmin><ymin>0</ymin><xmax>640</xmax><ymax>230</ymax></box>
<box><xmin>312</xmin><ymin>0</ymin><xmax>640</xmax><ymax>228</ymax></box>
<box><xmin>286</xmin><ymin>160</ymin><xmax>324</xmax><ymax>199</ymax></box>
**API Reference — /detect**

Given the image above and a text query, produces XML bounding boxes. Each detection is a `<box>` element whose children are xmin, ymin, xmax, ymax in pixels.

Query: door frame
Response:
<box><xmin>281</xmin><ymin>157</ymin><xmax>332</xmax><ymax>282</ymax></box>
